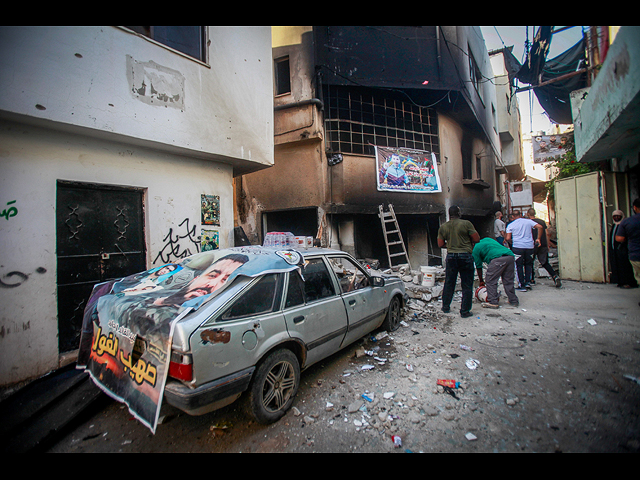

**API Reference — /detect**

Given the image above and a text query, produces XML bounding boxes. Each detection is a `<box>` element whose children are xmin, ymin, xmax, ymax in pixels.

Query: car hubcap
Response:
<box><xmin>262</xmin><ymin>360</ymin><xmax>296</xmax><ymax>413</ymax></box>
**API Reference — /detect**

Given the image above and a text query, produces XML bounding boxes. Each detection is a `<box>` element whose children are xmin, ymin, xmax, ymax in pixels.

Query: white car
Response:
<box><xmin>78</xmin><ymin>246</ymin><xmax>405</xmax><ymax>432</ymax></box>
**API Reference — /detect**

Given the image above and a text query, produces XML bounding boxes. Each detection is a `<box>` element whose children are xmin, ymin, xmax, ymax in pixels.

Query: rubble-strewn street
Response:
<box><xmin>44</xmin><ymin>265</ymin><xmax>640</xmax><ymax>453</ymax></box>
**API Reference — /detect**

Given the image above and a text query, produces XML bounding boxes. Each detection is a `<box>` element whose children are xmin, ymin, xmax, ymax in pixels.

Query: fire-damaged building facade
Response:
<box><xmin>236</xmin><ymin>26</ymin><xmax>506</xmax><ymax>269</ymax></box>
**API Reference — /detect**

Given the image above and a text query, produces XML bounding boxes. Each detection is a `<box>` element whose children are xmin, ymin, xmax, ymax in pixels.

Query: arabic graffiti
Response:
<box><xmin>2</xmin><ymin>200</ymin><xmax>18</xmax><ymax>220</ymax></box>
<box><xmin>0</xmin><ymin>267</ymin><xmax>47</xmax><ymax>289</ymax></box>
<box><xmin>153</xmin><ymin>218</ymin><xmax>201</xmax><ymax>265</ymax></box>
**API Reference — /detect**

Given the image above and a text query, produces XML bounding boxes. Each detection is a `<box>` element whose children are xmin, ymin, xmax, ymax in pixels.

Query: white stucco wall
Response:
<box><xmin>0</xmin><ymin>26</ymin><xmax>274</xmax><ymax>169</ymax></box>
<box><xmin>0</xmin><ymin>26</ymin><xmax>273</xmax><ymax>385</ymax></box>
<box><xmin>0</xmin><ymin>121</ymin><xmax>235</xmax><ymax>385</ymax></box>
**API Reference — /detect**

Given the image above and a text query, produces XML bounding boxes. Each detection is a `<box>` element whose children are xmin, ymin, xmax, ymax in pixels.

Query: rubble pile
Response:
<box><xmin>288</xmin><ymin>262</ymin><xmax>492</xmax><ymax>452</ymax></box>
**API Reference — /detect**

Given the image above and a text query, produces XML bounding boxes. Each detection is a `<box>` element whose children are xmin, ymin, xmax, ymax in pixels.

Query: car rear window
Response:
<box><xmin>220</xmin><ymin>273</ymin><xmax>280</xmax><ymax>320</ymax></box>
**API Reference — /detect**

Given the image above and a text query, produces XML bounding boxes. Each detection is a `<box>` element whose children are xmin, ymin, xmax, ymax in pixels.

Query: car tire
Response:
<box><xmin>382</xmin><ymin>295</ymin><xmax>402</xmax><ymax>332</ymax></box>
<box><xmin>247</xmin><ymin>349</ymin><xmax>300</xmax><ymax>424</ymax></box>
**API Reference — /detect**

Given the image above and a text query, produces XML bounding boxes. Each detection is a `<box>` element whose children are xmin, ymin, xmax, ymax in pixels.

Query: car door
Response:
<box><xmin>282</xmin><ymin>257</ymin><xmax>348</xmax><ymax>367</ymax></box>
<box><xmin>327</xmin><ymin>256</ymin><xmax>387</xmax><ymax>347</ymax></box>
<box><xmin>190</xmin><ymin>273</ymin><xmax>287</xmax><ymax>386</ymax></box>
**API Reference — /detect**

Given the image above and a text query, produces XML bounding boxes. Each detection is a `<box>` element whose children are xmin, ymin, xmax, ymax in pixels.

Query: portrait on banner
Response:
<box><xmin>375</xmin><ymin>146</ymin><xmax>441</xmax><ymax>193</ymax></box>
<box><xmin>533</xmin><ymin>131</ymin><xmax>574</xmax><ymax>164</ymax></box>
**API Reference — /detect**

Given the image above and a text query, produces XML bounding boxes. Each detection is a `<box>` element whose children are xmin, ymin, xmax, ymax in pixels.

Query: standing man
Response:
<box><xmin>505</xmin><ymin>210</ymin><xmax>543</xmax><ymax>292</ymax></box>
<box><xmin>614</xmin><ymin>198</ymin><xmax>640</xmax><ymax>289</ymax></box>
<box><xmin>527</xmin><ymin>208</ymin><xmax>562</xmax><ymax>288</ymax></box>
<box><xmin>472</xmin><ymin>237</ymin><xmax>519</xmax><ymax>308</ymax></box>
<box><xmin>437</xmin><ymin>205</ymin><xmax>480</xmax><ymax>318</ymax></box>
<box><xmin>494</xmin><ymin>211</ymin><xmax>506</xmax><ymax>245</ymax></box>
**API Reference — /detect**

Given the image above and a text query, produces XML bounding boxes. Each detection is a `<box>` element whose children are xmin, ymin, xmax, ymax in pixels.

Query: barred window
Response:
<box><xmin>323</xmin><ymin>85</ymin><xmax>439</xmax><ymax>157</ymax></box>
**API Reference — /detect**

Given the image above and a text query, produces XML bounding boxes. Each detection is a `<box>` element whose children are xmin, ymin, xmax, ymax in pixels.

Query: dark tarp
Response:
<box><xmin>501</xmin><ymin>28</ymin><xmax>587</xmax><ymax>125</ymax></box>
<box><xmin>516</xmin><ymin>26</ymin><xmax>553</xmax><ymax>85</ymax></box>
<box><xmin>533</xmin><ymin>38</ymin><xmax>587</xmax><ymax>124</ymax></box>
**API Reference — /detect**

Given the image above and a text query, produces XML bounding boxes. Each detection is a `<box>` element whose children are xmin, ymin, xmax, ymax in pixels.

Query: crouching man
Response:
<box><xmin>472</xmin><ymin>237</ymin><xmax>520</xmax><ymax>308</ymax></box>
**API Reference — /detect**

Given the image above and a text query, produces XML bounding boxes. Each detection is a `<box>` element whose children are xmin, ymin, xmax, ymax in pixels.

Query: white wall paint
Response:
<box><xmin>0</xmin><ymin>121</ymin><xmax>234</xmax><ymax>384</ymax></box>
<box><xmin>0</xmin><ymin>25</ymin><xmax>273</xmax><ymax>385</ymax></box>
<box><xmin>0</xmin><ymin>26</ymin><xmax>274</xmax><ymax>167</ymax></box>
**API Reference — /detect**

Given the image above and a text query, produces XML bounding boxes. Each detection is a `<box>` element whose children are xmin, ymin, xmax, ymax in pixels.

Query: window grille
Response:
<box><xmin>323</xmin><ymin>85</ymin><xmax>439</xmax><ymax>157</ymax></box>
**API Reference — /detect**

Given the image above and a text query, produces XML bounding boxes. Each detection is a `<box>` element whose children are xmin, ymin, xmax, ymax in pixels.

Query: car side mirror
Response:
<box><xmin>371</xmin><ymin>276</ymin><xmax>385</xmax><ymax>287</ymax></box>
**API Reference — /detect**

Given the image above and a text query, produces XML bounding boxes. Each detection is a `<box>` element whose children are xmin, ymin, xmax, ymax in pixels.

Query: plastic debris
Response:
<box><xmin>392</xmin><ymin>435</ymin><xmax>402</xmax><ymax>447</ymax></box>
<box><xmin>466</xmin><ymin>358</ymin><xmax>480</xmax><ymax>370</ymax></box>
<box><xmin>624</xmin><ymin>375</ymin><xmax>640</xmax><ymax>385</ymax></box>
<box><xmin>437</xmin><ymin>379</ymin><xmax>460</xmax><ymax>389</ymax></box>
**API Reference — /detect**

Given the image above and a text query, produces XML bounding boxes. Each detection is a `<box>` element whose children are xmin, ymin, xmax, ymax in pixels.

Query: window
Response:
<box><xmin>124</xmin><ymin>26</ymin><xmax>206</xmax><ymax>62</ymax></box>
<box><xmin>328</xmin><ymin>257</ymin><xmax>370</xmax><ymax>293</ymax></box>
<box><xmin>274</xmin><ymin>56</ymin><xmax>291</xmax><ymax>96</ymax></box>
<box><xmin>221</xmin><ymin>274</ymin><xmax>280</xmax><ymax>320</ymax></box>
<box><xmin>301</xmin><ymin>258</ymin><xmax>335</xmax><ymax>302</ymax></box>
<box><xmin>285</xmin><ymin>271</ymin><xmax>305</xmax><ymax>308</ymax></box>
<box><xmin>468</xmin><ymin>47</ymin><xmax>483</xmax><ymax>103</ymax></box>
<box><xmin>324</xmin><ymin>85</ymin><xmax>439</xmax><ymax>157</ymax></box>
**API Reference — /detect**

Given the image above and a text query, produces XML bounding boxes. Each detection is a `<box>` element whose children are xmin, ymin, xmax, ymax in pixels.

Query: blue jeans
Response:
<box><xmin>442</xmin><ymin>253</ymin><xmax>474</xmax><ymax>314</ymax></box>
<box><xmin>512</xmin><ymin>247</ymin><xmax>533</xmax><ymax>287</ymax></box>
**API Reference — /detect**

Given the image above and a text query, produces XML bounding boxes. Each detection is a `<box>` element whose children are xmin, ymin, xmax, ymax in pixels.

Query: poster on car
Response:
<box><xmin>77</xmin><ymin>247</ymin><xmax>303</xmax><ymax>433</ymax></box>
<box><xmin>532</xmin><ymin>131</ymin><xmax>575</xmax><ymax>163</ymax></box>
<box><xmin>375</xmin><ymin>146</ymin><xmax>441</xmax><ymax>193</ymax></box>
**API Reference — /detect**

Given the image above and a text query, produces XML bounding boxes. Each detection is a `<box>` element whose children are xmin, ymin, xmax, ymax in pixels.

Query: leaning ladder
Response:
<box><xmin>379</xmin><ymin>204</ymin><xmax>411</xmax><ymax>270</ymax></box>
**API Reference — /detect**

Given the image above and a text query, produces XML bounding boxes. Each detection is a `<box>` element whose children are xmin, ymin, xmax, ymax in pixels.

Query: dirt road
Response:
<box><xmin>47</xmin><ymin>276</ymin><xmax>640</xmax><ymax>453</ymax></box>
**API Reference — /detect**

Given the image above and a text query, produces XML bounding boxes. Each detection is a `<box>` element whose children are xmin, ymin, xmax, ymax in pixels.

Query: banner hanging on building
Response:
<box><xmin>375</xmin><ymin>146</ymin><xmax>442</xmax><ymax>193</ymax></box>
<box><xmin>533</xmin><ymin>131</ymin><xmax>575</xmax><ymax>164</ymax></box>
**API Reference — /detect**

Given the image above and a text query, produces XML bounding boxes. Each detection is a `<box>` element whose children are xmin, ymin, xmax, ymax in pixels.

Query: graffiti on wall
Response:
<box><xmin>1</xmin><ymin>200</ymin><xmax>18</xmax><ymax>220</ymax></box>
<box><xmin>153</xmin><ymin>218</ymin><xmax>201</xmax><ymax>265</ymax></box>
<box><xmin>0</xmin><ymin>267</ymin><xmax>47</xmax><ymax>289</ymax></box>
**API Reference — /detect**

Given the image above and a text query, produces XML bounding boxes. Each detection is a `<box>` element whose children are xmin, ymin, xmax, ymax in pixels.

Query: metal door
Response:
<box><xmin>556</xmin><ymin>171</ymin><xmax>614</xmax><ymax>283</ymax></box>
<box><xmin>282</xmin><ymin>259</ymin><xmax>348</xmax><ymax>367</ymax></box>
<box><xmin>327</xmin><ymin>255</ymin><xmax>386</xmax><ymax>347</ymax></box>
<box><xmin>56</xmin><ymin>181</ymin><xmax>146</xmax><ymax>353</ymax></box>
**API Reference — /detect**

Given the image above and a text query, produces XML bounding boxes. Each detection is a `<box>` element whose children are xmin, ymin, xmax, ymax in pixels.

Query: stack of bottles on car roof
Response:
<box><xmin>263</xmin><ymin>232</ymin><xmax>313</xmax><ymax>248</ymax></box>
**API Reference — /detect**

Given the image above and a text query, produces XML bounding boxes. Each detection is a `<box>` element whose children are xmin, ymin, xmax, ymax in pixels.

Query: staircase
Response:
<box><xmin>0</xmin><ymin>364</ymin><xmax>105</xmax><ymax>453</ymax></box>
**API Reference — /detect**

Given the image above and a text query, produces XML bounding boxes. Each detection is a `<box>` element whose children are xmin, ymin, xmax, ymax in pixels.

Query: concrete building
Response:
<box><xmin>572</xmin><ymin>26</ymin><xmax>640</xmax><ymax>188</ymax></box>
<box><xmin>555</xmin><ymin>26</ymin><xmax>640</xmax><ymax>283</ymax></box>
<box><xmin>489</xmin><ymin>47</ymin><xmax>526</xmax><ymax>211</ymax></box>
<box><xmin>236</xmin><ymin>26</ymin><xmax>503</xmax><ymax>270</ymax></box>
<box><xmin>0</xmin><ymin>26</ymin><xmax>273</xmax><ymax>386</ymax></box>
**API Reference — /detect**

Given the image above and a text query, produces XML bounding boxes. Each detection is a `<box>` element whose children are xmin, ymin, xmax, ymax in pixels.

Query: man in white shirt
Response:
<box><xmin>494</xmin><ymin>211</ymin><xmax>506</xmax><ymax>245</ymax></box>
<box><xmin>505</xmin><ymin>210</ymin><xmax>543</xmax><ymax>292</ymax></box>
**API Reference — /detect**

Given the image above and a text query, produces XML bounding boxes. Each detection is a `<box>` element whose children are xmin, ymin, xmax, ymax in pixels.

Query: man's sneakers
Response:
<box><xmin>516</xmin><ymin>286</ymin><xmax>528</xmax><ymax>292</ymax></box>
<box><xmin>481</xmin><ymin>302</ymin><xmax>499</xmax><ymax>309</ymax></box>
<box><xmin>553</xmin><ymin>276</ymin><xmax>562</xmax><ymax>288</ymax></box>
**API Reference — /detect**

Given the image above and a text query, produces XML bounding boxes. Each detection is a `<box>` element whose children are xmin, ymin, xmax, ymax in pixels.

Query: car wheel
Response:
<box><xmin>382</xmin><ymin>295</ymin><xmax>401</xmax><ymax>331</ymax></box>
<box><xmin>248</xmin><ymin>349</ymin><xmax>300</xmax><ymax>424</ymax></box>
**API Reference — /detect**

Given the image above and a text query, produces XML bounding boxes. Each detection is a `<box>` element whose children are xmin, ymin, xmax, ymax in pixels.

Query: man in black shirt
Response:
<box><xmin>527</xmin><ymin>208</ymin><xmax>561</xmax><ymax>288</ymax></box>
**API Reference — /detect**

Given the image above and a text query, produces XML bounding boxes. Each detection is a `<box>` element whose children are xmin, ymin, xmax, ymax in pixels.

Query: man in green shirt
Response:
<box><xmin>437</xmin><ymin>205</ymin><xmax>480</xmax><ymax>317</ymax></box>
<box><xmin>472</xmin><ymin>237</ymin><xmax>519</xmax><ymax>308</ymax></box>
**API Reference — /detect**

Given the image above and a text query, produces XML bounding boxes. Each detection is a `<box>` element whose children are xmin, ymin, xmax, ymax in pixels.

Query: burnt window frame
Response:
<box><xmin>274</xmin><ymin>56</ymin><xmax>291</xmax><ymax>96</ymax></box>
<box><xmin>323</xmin><ymin>85</ymin><xmax>440</xmax><ymax>158</ymax></box>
